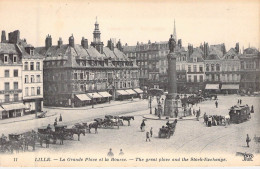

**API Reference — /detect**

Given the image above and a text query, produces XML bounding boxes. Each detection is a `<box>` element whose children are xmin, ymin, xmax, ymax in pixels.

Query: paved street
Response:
<box><xmin>1</xmin><ymin>95</ymin><xmax>259</xmax><ymax>162</ymax></box>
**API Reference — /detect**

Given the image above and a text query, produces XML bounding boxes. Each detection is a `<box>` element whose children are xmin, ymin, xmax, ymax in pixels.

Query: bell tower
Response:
<box><xmin>91</xmin><ymin>17</ymin><xmax>104</xmax><ymax>53</ymax></box>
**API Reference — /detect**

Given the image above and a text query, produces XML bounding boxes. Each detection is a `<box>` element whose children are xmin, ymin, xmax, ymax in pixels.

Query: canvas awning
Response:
<box><xmin>221</xmin><ymin>84</ymin><xmax>239</xmax><ymax>90</ymax></box>
<box><xmin>0</xmin><ymin>106</ymin><xmax>4</xmax><ymax>112</ymax></box>
<box><xmin>76</xmin><ymin>94</ymin><xmax>91</xmax><ymax>101</ymax></box>
<box><xmin>2</xmin><ymin>103</ymin><xmax>26</xmax><ymax>111</ymax></box>
<box><xmin>87</xmin><ymin>92</ymin><xmax>103</xmax><ymax>99</ymax></box>
<box><xmin>133</xmin><ymin>88</ymin><xmax>143</xmax><ymax>94</ymax></box>
<box><xmin>125</xmin><ymin>89</ymin><xmax>137</xmax><ymax>95</ymax></box>
<box><xmin>98</xmin><ymin>92</ymin><xmax>112</xmax><ymax>97</ymax></box>
<box><xmin>205</xmin><ymin>84</ymin><xmax>219</xmax><ymax>90</ymax></box>
<box><xmin>116</xmin><ymin>90</ymin><xmax>129</xmax><ymax>95</ymax></box>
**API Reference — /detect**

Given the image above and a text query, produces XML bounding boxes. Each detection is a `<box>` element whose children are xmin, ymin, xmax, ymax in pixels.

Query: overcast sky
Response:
<box><xmin>0</xmin><ymin>0</ymin><xmax>259</xmax><ymax>50</ymax></box>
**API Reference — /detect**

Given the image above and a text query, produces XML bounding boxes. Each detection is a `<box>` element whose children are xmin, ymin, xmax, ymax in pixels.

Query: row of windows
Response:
<box><xmin>206</xmin><ymin>64</ymin><xmax>220</xmax><ymax>72</ymax></box>
<box><xmin>25</xmin><ymin>75</ymin><xmax>41</xmax><ymax>83</ymax></box>
<box><xmin>24</xmin><ymin>87</ymin><xmax>41</xmax><ymax>96</ymax></box>
<box><xmin>4</xmin><ymin>69</ymin><xmax>19</xmax><ymax>77</ymax></box>
<box><xmin>188</xmin><ymin>65</ymin><xmax>204</xmax><ymax>72</ymax></box>
<box><xmin>4</xmin><ymin>94</ymin><xmax>19</xmax><ymax>103</ymax></box>
<box><xmin>187</xmin><ymin>75</ymin><xmax>204</xmax><ymax>83</ymax></box>
<box><xmin>24</xmin><ymin>62</ymin><xmax>41</xmax><ymax>71</ymax></box>
<box><xmin>4</xmin><ymin>82</ymin><xmax>19</xmax><ymax>90</ymax></box>
<box><xmin>3</xmin><ymin>54</ymin><xmax>18</xmax><ymax>63</ymax></box>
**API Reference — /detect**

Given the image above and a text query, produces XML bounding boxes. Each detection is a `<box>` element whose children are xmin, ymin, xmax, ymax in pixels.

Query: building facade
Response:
<box><xmin>0</xmin><ymin>30</ymin><xmax>43</xmax><ymax>119</ymax></box>
<box><xmin>36</xmin><ymin>20</ymin><xmax>140</xmax><ymax>107</ymax></box>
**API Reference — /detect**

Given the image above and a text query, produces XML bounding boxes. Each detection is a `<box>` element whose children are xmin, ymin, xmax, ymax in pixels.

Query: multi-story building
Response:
<box><xmin>186</xmin><ymin>47</ymin><xmax>205</xmax><ymax>93</ymax></box>
<box><xmin>0</xmin><ymin>30</ymin><xmax>43</xmax><ymax>119</ymax></box>
<box><xmin>220</xmin><ymin>47</ymin><xmax>240</xmax><ymax>94</ymax></box>
<box><xmin>21</xmin><ymin>44</ymin><xmax>44</xmax><ymax>115</ymax></box>
<box><xmin>239</xmin><ymin>47</ymin><xmax>260</xmax><ymax>92</ymax></box>
<box><xmin>36</xmin><ymin>20</ymin><xmax>140</xmax><ymax>107</ymax></box>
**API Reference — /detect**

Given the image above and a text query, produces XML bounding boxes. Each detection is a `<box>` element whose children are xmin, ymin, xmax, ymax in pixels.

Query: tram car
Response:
<box><xmin>229</xmin><ymin>105</ymin><xmax>250</xmax><ymax>124</ymax></box>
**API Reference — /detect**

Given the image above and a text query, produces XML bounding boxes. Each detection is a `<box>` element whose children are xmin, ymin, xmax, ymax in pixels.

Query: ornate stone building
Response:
<box><xmin>36</xmin><ymin>20</ymin><xmax>140</xmax><ymax>107</ymax></box>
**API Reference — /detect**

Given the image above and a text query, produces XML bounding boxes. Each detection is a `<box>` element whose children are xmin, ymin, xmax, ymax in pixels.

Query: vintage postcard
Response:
<box><xmin>0</xmin><ymin>0</ymin><xmax>259</xmax><ymax>167</ymax></box>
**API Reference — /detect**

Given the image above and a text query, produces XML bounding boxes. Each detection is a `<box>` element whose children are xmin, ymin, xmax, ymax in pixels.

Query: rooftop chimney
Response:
<box><xmin>8</xmin><ymin>30</ymin><xmax>20</xmax><ymax>44</ymax></box>
<box><xmin>45</xmin><ymin>34</ymin><xmax>52</xmax><ymax>49</ymax></box>
<box><xmin>81</xmin><ymin>37</ymin><xmax>88</xmax><ymax>49</ymax></box>
<box><xmin>69</xmin><ymin>34</ymin><xmax>74</xmax><ymax>47</ymax></box>
<box><xmin>58</xmin><ymin>37</ymin><xmax>63</xmax><ymax>48</ymax></box>
<box><xmin>1</xmin><ymin>31</ymin><xmax>6</xmax><ymax>43</ymax></box>
<box><xmin>107</xmin><ymin>39</ymin><xmax>114</xmax><ymax>51</ymax></box>
<box><xmin>116</xmin><ymin>39</ymin><xmax>122</xmax><ymax>51</ymax></box>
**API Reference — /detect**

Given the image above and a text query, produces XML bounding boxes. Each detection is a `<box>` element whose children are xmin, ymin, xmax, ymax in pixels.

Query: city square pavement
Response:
<box><xmin>1</xmin><ymin>95</ymin><xmax>259</xmax><ymax>162</ymax></box>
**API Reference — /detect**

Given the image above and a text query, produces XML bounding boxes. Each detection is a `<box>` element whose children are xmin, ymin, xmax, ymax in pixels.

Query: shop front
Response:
<box><xmin>98</xmin><ymin>92</ymin><xmax>112</xmax><ymax>103</ymax></box>
<box><xmin>87</xmin><ymin>92</ymin><xmax>103</xmax><ymax>105</ymax></box>
<box><xmin>133</xmin><ymin>88</ymin><xmax>143</xmax><ymax>99</ymax></box>
<box><xmin>75</xmin><ymin>94</ymin><xmax>91</xmax><ymax>107</ymax></box>
<box><xmin>116</xmin><ymin>90</ymin><xmax>130</xmax><ymax>100</ymax></box>
<box><xmin>221</xmin><ymin>84</ymin><xmax>239</xmax><ymax>94</ymax></box>
<box><xmin>1</xmin><ymin>103</ymin><xmax>26</xmax><ymax>119</ymax></box>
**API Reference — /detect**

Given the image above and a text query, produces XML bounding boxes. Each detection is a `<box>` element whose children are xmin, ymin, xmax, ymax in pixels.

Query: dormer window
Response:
<box><xmin>13</xmin><ymin>55</ymin><xmax>17</xmax><ymax>63</ymax></box>
<box><xmin>4</xmin><ymin>54</ymin><xmax>8</xmax><ymax>63</ymax></box>
<box><xmin>193</xmin><ymin>57</ymin><xmax>197</xmax><ymax>62</ymax></box>
<box><xmin>30</xmin><ymin>49</ymin><xmax>34</xmax><ymax>56</ymax></box>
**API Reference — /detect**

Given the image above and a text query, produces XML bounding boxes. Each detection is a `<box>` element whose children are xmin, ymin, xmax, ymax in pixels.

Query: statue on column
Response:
<box><xmin>169</xmin><ymin>34</ymin><xmax>176</xmax><ymax>53</ymax></box>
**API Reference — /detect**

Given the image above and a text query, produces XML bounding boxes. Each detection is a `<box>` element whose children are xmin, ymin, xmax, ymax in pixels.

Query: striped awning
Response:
<box><xmin>133</xmin><ymin>88</ymin><xmax>143</xmax><ymax>94</ymax></box>
<box><xmin>125</xmin><ymin>89</ymin><xmax>137</xmax><ymax>95</ymax></box>
<box><xmin>98</xmin><ymin>92</ymin><xmax>112</xmax><ymax>97</ymax></box>
<box><xmin>205</xmin><ymin>84</ymin><xmax>219</xmax><ymax>90</ymax></box>
<box><xmin>2</xmin><ymin>103</ymin><xmax>26</xmax><ymax>111</ymax></box>
<box><xmin>76</xmin><ymin>94</ymin><xmax>91</xmax><ymax>101</ymax></box>
<box><xmin>221</xmin><ymin>84</ymin><xmax>239</xmax><ymax>90</ymax></box>
<box><xmin>87</xmin><ymin>92</ymin><xmax>103</xmax><ymax>99</ymax></box>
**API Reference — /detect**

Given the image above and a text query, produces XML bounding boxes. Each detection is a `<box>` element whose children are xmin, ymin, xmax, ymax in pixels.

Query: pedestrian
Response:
<box><xmin>246</xmin><ymin>134</ymin><xmax>251</xmax><ymax>147</ymax></box>
<box><xmin>59</xmin><ymin>131</ymin><xmax>64</xmax><ymax>145</ymax></box>
<box><xmin>155</xmin><ymin>107</ymin><xmax>157</xmax><ymax>115</ymax></box>
<box><xmin>107</xmin><ymin>148</ymin><xmax>114</xmax><ymax>157</ymax></box>
<box><xmin>238</xmin><ymin>99</ymin><xmax>239</xmax><ymax>104</ymax></box>
<box><xmin>119</xmin><ymin>149</ymin><xmax>124</xmax><ymax>156</ymax></box>
<box><xmin>47</xmin><ymin>124</ymin><xmax>51</xmax><ymax>130</ymax></box>
<box><xmin>146</xmin><ymin>131</ymin><xmax>150</xmax><ymax>142</ymax></box>
<box><xmin>45</xmin><ymin>135</ymin><xmax>50</xmax><ymax>148</ymax></box>
<box><xmin>240</xmin><ymin>99</ymin><xmax>242</xmax><ymax>105</ymax></box>
<box><xmin>150</xmin><ymin>127</ymin><xmax>153</xmax><ymax>137</ymax></box>
<box><xmin>215</xmin><ymin>100</ymin><xmax>218</xmax><ymax>108</ymax></box>
<box><xmin>251</xmin><ymin>105</ymin><xmax>254</xmax><ymax>113</ymax></box>
<box><xmin>54</xmin><ymin>121</ymin><xmax>57</xmax><ymax>127</ymax></box>
<box><xmin>55</xmin><ymin>117</ymin><xmax>57</xmax><ymax>122</ymax></box>
<box><xmin>193</xmin><ymin>109</ymin><xmax>195</xmax><ymax>116</ymax></box>
<box><xmin>59</xmin><ymin>114</ymin><xmax>62</xmax><ymax>122</ymax></box>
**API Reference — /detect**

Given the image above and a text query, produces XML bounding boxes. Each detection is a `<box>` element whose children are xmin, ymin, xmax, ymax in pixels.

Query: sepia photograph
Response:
<box><xmin>0</xmin><ymin>0</ymin><xmax>259</xmax><ymax>167</ymax></box>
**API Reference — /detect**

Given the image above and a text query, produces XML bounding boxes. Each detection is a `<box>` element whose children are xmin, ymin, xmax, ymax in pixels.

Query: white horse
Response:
<box><xmin>223</xmin><ymin>115</ymin><xmax>230</xmax><ymax>125</ymax></box>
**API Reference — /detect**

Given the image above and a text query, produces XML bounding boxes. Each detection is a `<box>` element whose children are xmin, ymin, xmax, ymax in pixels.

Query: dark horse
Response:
<box><xmin>120</xmin><ymin>116</ymin><xmax>135</xmax><ymax>126</ymax></box>
<box><xmin>89</xmin><ymin>122</ymin><xmax>99</xmax><ymax>134</ymax></box>
<box><xmin>65</xmin><ymin>128</ymin><xmax>85</xmax><ymax>141</ymax></box>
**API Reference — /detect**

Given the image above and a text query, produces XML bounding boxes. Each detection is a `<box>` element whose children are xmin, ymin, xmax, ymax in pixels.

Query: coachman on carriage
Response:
<box><xmin>229</xmin><ymin>105</ymin><xmax>251</xmax><ymax>124</ymax></box>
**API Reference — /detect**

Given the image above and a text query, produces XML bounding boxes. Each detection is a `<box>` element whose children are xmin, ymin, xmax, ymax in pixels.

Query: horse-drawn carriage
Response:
<box><xmin>229</xmin><ymin>105</ymin><xmax>251</xmax><ymax>124</ymax></box>
<box><xmin>158</xmin><ymin>120</ymin><xmax>177</xmax><ymax>138</ymax></box>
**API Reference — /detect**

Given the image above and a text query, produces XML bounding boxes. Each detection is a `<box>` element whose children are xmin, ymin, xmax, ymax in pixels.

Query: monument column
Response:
<box><xmin>164</xmin><ymin>35</ymin><xmax>179</xmax><ymax>118</ymax></box>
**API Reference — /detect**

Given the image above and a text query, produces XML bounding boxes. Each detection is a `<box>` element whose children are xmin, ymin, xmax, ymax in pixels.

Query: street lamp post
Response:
<box><xmin>92</xmin><ymin>93</ymin><xmax>94</xmax><ymax>108</ymax></box>
<box><xmin>149</xmin><ymin>96</ymin><xmax>152</xmax><ymax>114</ymax></box>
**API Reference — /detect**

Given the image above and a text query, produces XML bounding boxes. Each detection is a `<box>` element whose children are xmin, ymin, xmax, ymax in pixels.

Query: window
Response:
<box><xmin>25</xmin><ymin>87</ymin><xmax>29</xmax><ymax>96</ymax></box>
<box><xmin>188</xmin><ymin>65</ymin><xmax>191</xmax><ymax>72</ymax></box>
<box><xmin>31</xmin><ymin>75</ymin><xmax>35</xmax><ymax>83</ymax></box>
<box><xmin>216</xmin><ymin>64</ymin><xmax>220</xmax><ymax>71</ymax></box>
<box><xmin>36</xmin><ymin>62</ymin><xmax>40</xmax><ymax>70</ymax></box>
<box><xmin>4</xmin><ymin>70</ymin><xmax>9</xmax><ymax>77</ymax></box>
<box><xmin>4</xmin><ymin>94</ymin><xmax>9</xmax><ymax>102</ymax></box>
<box><xmin>74</xmin><ymin>73</ymin><xmax>77</xmax><ymax>80</ymax></box>
<box><xmin>199</xmin><ymin>66</ymin><xmax>203</xmax><ymax>72</ymax></box>
<box><xmin>14</xmin><ymin>82</ymin><xmax>18</xmax><ymax>90</ymax></box>
<box><xmin>14</xmin><ymin>94</ymin><xmax>19</xmax><ymax>101</ymax></box>
<box><xmin>30</xmin><ymin>49</ymin><xmax>34</xmax><ymax>56</ymax></box>
<box><xmin>188</xmin><ymin>75</ymin><xmax>192</xmax><ymax>82</ymax></box>
<box><xmin>80</xmin><ymin>73</ymin><xmax>84</xmax><ymax>80</ymax></box>
<box><xmin>37</xmin><ymin>87</ymin><xmax>41</xmax><ymax>95</ymax></box>
<box><xmin>13</xmin><ymin>70</ymin><xmax>18</xmax><ymax>77</ymax></box>
<box><xmin>206</xmin><ymin>64</ymin><xmax>209</xmax><ymax>71</ymax></box>
<box><xmin>194</xmin><ymin>75</ymin><xmax>197</xmax><ymax>82</ymax></box>
<box><xmin>13</xmin><ymin>55</ymin><xmax>17</xmax><ymax>63</ymax></box>
<box><xmin>25</xmin><ymin>75</ymin><xmax>29</xmax><ymax>83</ymax></box>
<box><xmin>199</xmin><ymin>75</ymin><xmax>203</xmax><ymax>82</ymax></box>
<box><xmin>36</xmin><ymin>75</ymin><xmax>40</xmax><ymax>82</ymax></box>
<box><xmin>80</xmin><ymin>85</ymin><xmax>84</xmax><ymax>91</ymax></box>
<box><xmin>211</xmin><ymin>64</ymin><xmax>215</xmax><ymax>71</ymax></box>
<box><xmin>31</xmin><ymin>87</ymin><xmax>35</xmax><ymax>96</ymax></box>
<box><xmin>4</xmin><ymin>55</ymin><xmax>8</xmax><ymax>63</ymax></box>
<box><xmin>30</xmin><ymin>62</ymin><xmax>34</xmax><ymax>70</ymax></box>
<box><xmin>4</xmin><ymin>82</ymin><xmax>9</xmax><ymax>90</ymax></box>
<box><xmin>24</xmin><ymin>62</ymin><xmax>28</xmax><ymax>70</ymax></box>
<box><xmin>193</xmin><ymin>65</ymin><xmax>197</xmax><ymax>72</ymax></box>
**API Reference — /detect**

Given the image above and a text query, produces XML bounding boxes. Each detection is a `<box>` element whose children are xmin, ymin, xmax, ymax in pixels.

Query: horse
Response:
<box><xmin>89</xmin><ymin>122</ymin><xmax>99</xmax><ymax>134</ymax></box>
<box><xmin>120</xmin><ymin>116</ymin><xmax>134</xmax><ymax>126</ymax></box>
<box><xmin>223</xmin><ymin>115</ymin><xmax>230</xmax><ymax>125</ymax></box>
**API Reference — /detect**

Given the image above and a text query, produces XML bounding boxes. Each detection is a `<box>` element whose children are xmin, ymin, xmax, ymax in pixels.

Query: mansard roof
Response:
<box><xmin>223</xmin><ymin>48</ymin><xmax>239</xmax><ymax>60</ymax></box>
<box><xmin>188</xmin><ymin>48</ymin><xmax>204</xmax><ymax>62</ymax></box>
<box><xmin>0</xmin><ymin>43</ymin><xmax>18</xmax><ymax>54</ymax></box>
